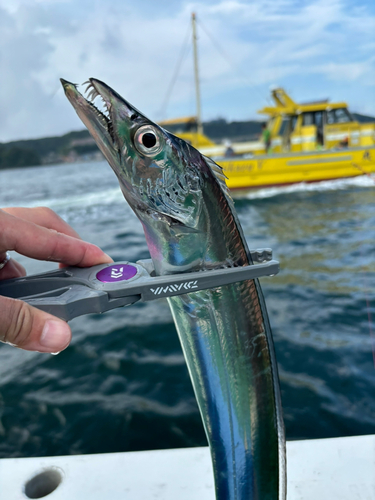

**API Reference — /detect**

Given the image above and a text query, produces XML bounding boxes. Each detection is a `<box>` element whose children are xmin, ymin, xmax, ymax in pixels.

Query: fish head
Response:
<box><xmin>61</xmin><ymin>78</ymin><xmax>217</xmax><ymax>274</ymax></box>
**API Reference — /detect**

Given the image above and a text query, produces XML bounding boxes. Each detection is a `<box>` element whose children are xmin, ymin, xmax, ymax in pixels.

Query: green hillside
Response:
<box><xmin>0</xmin><ymin>130</ymin><xmax>96</xmax><ymax>169</ymax></box>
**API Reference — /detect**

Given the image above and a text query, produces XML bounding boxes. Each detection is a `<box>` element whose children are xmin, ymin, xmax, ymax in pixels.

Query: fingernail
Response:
<box><xmin>103</xmin><ymin>253</ymin><xmax>113</xmax><ymax>262</ymax></box>
<box><xmin>40</xmin><ymin>320</ymin><xmax>71</xmax><ymax>351</ymax></box>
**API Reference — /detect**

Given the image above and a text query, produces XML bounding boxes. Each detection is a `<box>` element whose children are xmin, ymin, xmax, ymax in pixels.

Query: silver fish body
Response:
<box><xmin>61</xmin><ymin>78</ymin><xmax>286</xmax><ymax>499</ymax></box>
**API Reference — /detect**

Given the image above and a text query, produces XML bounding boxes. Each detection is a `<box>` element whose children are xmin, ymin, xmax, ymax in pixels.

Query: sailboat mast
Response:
<box><xmin>192</xmin><ymin>12</ymin><xmax>203</xmax><ymax>137</ymax></box>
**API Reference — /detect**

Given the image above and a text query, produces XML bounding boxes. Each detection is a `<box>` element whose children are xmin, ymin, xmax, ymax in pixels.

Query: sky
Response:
<box><xmin>0</xmin><ymin>0</ymin><xmax>374</xmax><ymax>142</ymax></box>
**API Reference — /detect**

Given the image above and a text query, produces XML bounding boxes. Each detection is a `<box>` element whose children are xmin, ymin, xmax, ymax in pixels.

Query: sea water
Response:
<box><xmin>0</xmin><ymin>161</ymin><xmax>374</xmax><ymax>457</ymax></box>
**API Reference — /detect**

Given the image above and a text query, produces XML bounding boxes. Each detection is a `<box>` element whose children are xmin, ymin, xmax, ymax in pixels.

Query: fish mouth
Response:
<box><xmin>60</xmin><ymin>78</ymin><xmax>139</xmax><ymax>157</ymax></box>
<box><xmin>82</xmin><ymin>79</ymin><xmax>116</xmax><ymax>142</ymax></box>
<box><xmin>60</xmin><ymin>78</ymin><xmax>111</xmax><ymax>137</ymax></box>
<box><xmin>60</xmin><ymin>78</ymin><xmax>116</xmax><ymax>158</ymax></box>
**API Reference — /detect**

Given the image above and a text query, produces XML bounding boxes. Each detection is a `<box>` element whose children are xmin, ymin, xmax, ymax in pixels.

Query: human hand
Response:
<box><xmin>0</xmin><ymin>207</ymin><xmax>113</xmax><ymax>353</ymax></box>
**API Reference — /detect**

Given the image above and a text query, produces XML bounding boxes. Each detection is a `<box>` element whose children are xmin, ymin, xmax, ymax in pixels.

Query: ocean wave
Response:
<box><xmin>1</xmin><ymin>187</ymin><xmax>124</xmax><ymax>210</ymax></box>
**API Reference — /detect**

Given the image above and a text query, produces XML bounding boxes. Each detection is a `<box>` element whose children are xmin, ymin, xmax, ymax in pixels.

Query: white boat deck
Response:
<box><xmin>1</xmin><ymin>434</ymin><xmax>374</xmax><ymax>499</ymax></box>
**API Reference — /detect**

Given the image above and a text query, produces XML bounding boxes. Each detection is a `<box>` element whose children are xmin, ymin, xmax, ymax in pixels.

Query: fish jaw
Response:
<box><xmin>60</xmin><ymin>77</ymin><xmax>168</xmax><ymax>178</ymax></box>
<box><xmin>60</xmin><ymin>79</ymin><xmax>118</xmax><ymax>167</ymax></box>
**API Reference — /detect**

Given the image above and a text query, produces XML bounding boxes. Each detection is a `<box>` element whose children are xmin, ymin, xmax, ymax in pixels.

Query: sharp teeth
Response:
<box><xmin>88</xmin><ymin>88</ymin><xmax>99</xmax><ymax>101</ymax></box>
<box><xmin>103</xmin><ymin>104</ymin><xmax>110</xmax><ymax>118</ymax></box>
<box><xmin>84</xmin><ymin>82</ymin><xmax>93</xmax><ymax>94</ymax></box>
<box><xmin>81</xmin><ymin>79</ymin><xmax>115</xmax><ymax>143</ymax></box>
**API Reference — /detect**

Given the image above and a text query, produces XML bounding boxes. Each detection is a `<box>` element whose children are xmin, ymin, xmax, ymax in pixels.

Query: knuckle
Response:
<box><xmin>35</xmin><ymin>206</ymin><xmax>53</xmax><ymax>216</ymax></box>
<box><xmin>77</xmin><ymin>244</ymin><xmax>89</xmax><ymax>266</ymax></box>
<box><xmin>45</xmin><ymin>230</ymin><xmax>61</xmax><ymax>261</ymax></box>
<box><xmin>0</xmin><ymin>212</ymin><xmax>10</xmax><ymax>238</ymax></box>
<box><xmin>36</xmin><ymin>206</ymin><xmax>60</xmax><ymax>224</ymax></box>
<box><xmin>3</xmin><ymin>299</ymin><xmax>33</xmax><ymax>347</ymax></box>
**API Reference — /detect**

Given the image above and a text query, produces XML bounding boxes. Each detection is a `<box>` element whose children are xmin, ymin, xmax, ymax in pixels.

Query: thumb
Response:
<box><xmin>0</xmin><ymin>296</ymin><xmax>72</xmax><ymax>352</ymax></box>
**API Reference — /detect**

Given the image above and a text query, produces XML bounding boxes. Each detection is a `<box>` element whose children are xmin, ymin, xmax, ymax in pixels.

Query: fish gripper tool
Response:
<box><xmin>0</xmin><ymin>249</ymin><xmax>279</xmax><ymax>321</ymax></box>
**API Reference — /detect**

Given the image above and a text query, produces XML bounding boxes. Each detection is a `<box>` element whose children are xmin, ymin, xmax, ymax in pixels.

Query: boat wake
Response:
<box><xmin>1</xmin><ymin>187</ymin><xmax>124</xmax><ymax>211</ymax></box>
<box><xmin>236</xmin><ymin>175</ymin><xmax>375</xmax><ymax>200</ymax></box>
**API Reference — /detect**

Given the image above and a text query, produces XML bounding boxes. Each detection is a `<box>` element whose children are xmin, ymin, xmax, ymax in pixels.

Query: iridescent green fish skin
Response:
<box><xmin>61</xmin><ymin>78</ymin><xmax>286</xmax><ymax>500</ymax></box>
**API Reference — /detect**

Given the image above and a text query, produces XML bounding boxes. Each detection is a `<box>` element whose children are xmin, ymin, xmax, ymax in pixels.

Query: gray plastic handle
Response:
<box><xmin>0</xmin><ymin>249</ymin><xmax>279</xmax><ymax>321</ymax></box>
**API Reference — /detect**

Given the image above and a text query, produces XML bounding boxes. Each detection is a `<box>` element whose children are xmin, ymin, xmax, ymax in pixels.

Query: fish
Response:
<box><xmin>61</xmin><ymin>77</ymin><xmax>286</xmax><ymax>500</ymax></box>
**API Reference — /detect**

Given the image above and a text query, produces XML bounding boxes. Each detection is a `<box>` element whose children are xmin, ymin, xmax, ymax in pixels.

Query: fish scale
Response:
<box><xmin>61</xmin><ymin>77</ymin><xmax>286</xmax><ymax>499</ymax></box>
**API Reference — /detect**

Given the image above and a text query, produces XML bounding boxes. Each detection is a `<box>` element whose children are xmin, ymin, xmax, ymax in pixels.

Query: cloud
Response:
<box><xmin>313</xmin><ymin>61</ymin><xmax>374</xmax><ymax>83</ymax></box>
<box><xmin>0</xmin><ymin>0</ymin><xmax>374</xmax><ymax>141</ymax></box>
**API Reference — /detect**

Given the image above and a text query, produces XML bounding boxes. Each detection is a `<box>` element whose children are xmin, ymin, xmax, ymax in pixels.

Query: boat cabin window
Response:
<box><xmin>300</xmin><ymin>111</ymin><xmax>324</xmax><ymax>145</ymax></box>
<box><xmin>303</xmin><ymin>113</ymin><xmax>314</xmax><ymax>126</ymax></box>
<box><xmin>302</xmin><ymin>111</ymin><xmax>323</xmax><ymax>127</ymax></box>
<box><xmin>278</xmin><ymin>116</ymin><xmax>297</xmax><ymax>150</ymax></box>
<box><xmin>279</xmin><ymin>116</ymin><xmax>297</xmax><ymax>136</ymax></box>
<box><xmin>315</xmin><ymin>111</ymin><xmax>323</xmax><ymax>127</ymax></box>
<box><xmin>279</xmin><ymin>118</ymin><xmax>288</xmax><ymax>136</ymax></box>
<box><xmin>326</xmin><ymin>108</ymin><xmax>352</xmax><ymax>125</ymax></box>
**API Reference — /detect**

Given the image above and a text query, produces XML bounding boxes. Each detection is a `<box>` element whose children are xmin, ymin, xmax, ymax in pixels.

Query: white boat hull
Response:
<box><xmin>1</xmin><ymin>434</ymin><xmax>374</xmax><ymax>499</ymax></box>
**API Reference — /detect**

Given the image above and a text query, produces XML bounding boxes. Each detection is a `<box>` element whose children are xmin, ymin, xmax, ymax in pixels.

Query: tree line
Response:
<box><xmin>0</xmin><ymin>113</ymin><xmax>372</xmax><ymax>169</ymax></box>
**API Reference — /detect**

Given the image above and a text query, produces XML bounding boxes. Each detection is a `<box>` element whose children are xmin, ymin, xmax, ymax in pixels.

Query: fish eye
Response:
<box><xmin>134</xmin><ymin>125</ymin><xmax>162</xmax><ymax>156</ymax></box>
<box><xmin>142</xmin><ymin>133</ymin><xmax>156</xmax><ymax>148</ymax></box>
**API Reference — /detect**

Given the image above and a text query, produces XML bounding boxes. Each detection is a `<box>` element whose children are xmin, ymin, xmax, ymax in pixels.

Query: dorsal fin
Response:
<box><xmin>203</xmin><ymin>154</ymin><xmax>233</xmax><ymax>202</ymax></box>
<box><xmin>202</xmin><ymin>154</ymin><xmax>253</xmax><ymax>263</ymax></box>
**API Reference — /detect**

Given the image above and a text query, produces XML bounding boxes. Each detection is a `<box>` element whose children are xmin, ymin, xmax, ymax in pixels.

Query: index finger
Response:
<box><xmin>0</xmin><ymin>211</ymin><xmax>112</xmax><ymax>267</ymax></box>
<box><xmin>2</xmin><ymin>206</ymin><xmax>81</xmax><ymax>239</ymax></box>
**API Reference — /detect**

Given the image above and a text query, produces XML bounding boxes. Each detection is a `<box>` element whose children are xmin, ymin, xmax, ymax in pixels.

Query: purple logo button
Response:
<box><xmin>96</xmin><ymin>264</ymin><xmax>138</xmax><ymax>283</ymax></box>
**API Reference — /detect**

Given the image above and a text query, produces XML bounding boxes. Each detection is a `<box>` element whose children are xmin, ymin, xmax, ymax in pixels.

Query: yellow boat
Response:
<box><xmin>159</xmin><ymin>14</ymin><xmax>374</xmax><ymax>190</ymax></box>
<box><xmin>160</xmin><ymin>88</ymin><xmax>375</xmax><ymax>190</ymax></box>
